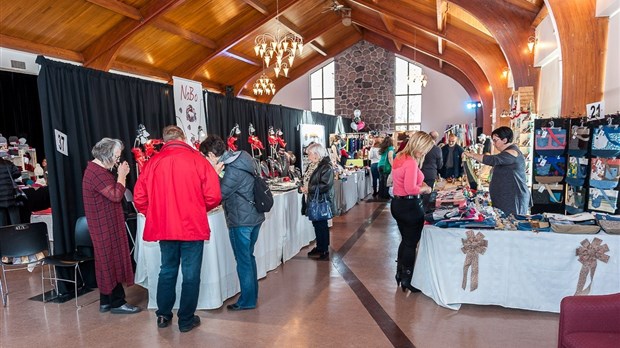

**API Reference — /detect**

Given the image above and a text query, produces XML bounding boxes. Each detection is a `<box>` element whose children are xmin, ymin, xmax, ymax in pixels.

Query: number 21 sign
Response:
<box><xmin>586</xmin><ymin>101</ymin><xmax>605</xmax><ymax>120</ymax></box>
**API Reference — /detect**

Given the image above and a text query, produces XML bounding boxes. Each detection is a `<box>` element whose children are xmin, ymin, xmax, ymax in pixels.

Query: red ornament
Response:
<box><xmin>227</xmin><ymin>136</ymin><xmax>238</xmax><ymax>151</ymax></box>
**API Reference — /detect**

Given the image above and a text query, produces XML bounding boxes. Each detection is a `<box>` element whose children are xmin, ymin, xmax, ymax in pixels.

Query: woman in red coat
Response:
<box><xmin>82</xmin><ymin>138</ymin><xmax>140</xmax><ymax>314</ymax></box>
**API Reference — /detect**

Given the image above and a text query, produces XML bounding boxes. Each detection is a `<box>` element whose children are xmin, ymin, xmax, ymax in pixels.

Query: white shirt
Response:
<box><xmin>369</xmin><ymin>147</ymin><xmax>381</xmax><ymax>164</ymax></box>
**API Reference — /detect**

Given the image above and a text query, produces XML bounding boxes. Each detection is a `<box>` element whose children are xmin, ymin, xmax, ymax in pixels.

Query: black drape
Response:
<box><xmin>0</xmin><ymin>71</ymin><xmax>45</xmax><ymax>160</ymax></box>
<box><xmin>205</xmin><ymin>92</ymin><xmax>347</xmax><ymax>165</ymax></box>
<box><xmin>36</xmin><ymin>56</ymin><xmax>174</xmax><ymax>255</ymax></box>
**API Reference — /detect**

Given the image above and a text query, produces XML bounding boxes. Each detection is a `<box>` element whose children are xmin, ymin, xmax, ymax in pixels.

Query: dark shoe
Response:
<box><xmin>110</xmin><ymin>303</ymin><xmax>141</xmax><ymax>314</ymax></box>
<box><xmin>395</xmin><ymin>260</ymin><xmax>402</xmax><ymax>286</ymax></box>
<box><xmin>99</xmin><ymin>304</ymin><xmax>111</xmax><ymax>313</ymax></box>
<box><xmin>179</xmin><ymin>315</ymin><xmax>201</xmax><ymax>333</ymax></box>
<box><xmin>307</xmin><ymin>247</ymin><xmax>319</xmax><ymax>257</ymax></box>
<box><xmin>317</xmin><ymin>251</ymin><xmax>329</xmax><ymax>260</ymax></box>
<box><xmin>227</xmin><ymin>303</ymin><xmax>254</xmax><ymax>311</ymax></box>
<box><xmin>400</xmin><ymin>266</ymin><xmax>420</xmax><ymax>293</ymax></box>
<box><xmin>157</xmin><ymin>315</ymin><xmax>171</xmax><ymax>328</ymax></box>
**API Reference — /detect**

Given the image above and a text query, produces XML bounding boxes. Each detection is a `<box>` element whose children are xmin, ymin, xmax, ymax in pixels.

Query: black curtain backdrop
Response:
<box><xmin>0</xmin><ymin>71</ymin><xmax>45</xmax><ymax>160</ymax></box>
<box><xmin>205</xmin><ymin>92</ymin><xmax>347</xmax><ymax>165</ymax></box>
<box><xmin>36</xmin><ymin>56</ymin><xmax>175</xmax><ymax>255</ymax></box>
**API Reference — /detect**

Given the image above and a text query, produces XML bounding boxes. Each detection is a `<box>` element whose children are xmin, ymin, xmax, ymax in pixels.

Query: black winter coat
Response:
<box><xmin>0</xmin><ymin>159</ymin><xmax>20</xmax><ymax>208</ymax></box>
<box><xmin>220</xmin><ymin>151</ymin><xmax>266</xmax><ymax>228</ymax></box>
<box><xmin>302</xmin><ymin>157</ymin><xmax>334</xmax><ymax>216</ymax></box>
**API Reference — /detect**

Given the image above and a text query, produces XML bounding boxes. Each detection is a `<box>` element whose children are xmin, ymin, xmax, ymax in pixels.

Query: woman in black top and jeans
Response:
<box><xmin>301</xmin><ymin>143</ymin><xmax>334</xmax><ymax>260</ymax></box>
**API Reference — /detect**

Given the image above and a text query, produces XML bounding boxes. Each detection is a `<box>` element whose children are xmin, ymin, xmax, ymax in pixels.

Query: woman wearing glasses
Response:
<box><xmin>82</xmin><ymin>138</ymin><xmax>140</xmax><ymax>314</ymax></box>
<box><xmin>463</xmin><ymin>126</ymin><xmax>530</xmax><ymax>215</ymax></box>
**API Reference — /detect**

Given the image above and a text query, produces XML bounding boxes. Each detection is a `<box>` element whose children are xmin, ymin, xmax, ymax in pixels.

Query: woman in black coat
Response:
<box><xmin>301</xmin><ymin>143</ymin><xmax>334</xmax><ymax>260</ymax></box>
<box><xmin>0</xmin><ymin>157</ymin><xmax>22</xmax><ymax>227</ymax></box>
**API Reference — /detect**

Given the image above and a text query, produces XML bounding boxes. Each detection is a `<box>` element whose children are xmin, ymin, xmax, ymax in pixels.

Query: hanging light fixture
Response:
<box><xmin>527</xmin><ymin>36</ymin><xmax>537</xmax><ymax>53</ymax></box>
<box><xmin>408</xmin><ymin>30</ymin><xmax>428</xmax><ymax>88</ymax></box>
<box><xmin>253</xmin><ymin>0</ymin><xmax>303</xmax><ymax>78</ymax></box>
<box><xmin>252</xmin><ymin>71</ymin><xmax>276</xmax><ymax>96</ymax></box>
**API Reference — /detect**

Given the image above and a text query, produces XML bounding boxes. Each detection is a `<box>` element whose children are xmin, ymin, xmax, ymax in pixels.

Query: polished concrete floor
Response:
<box><xmin>0</xmin><ymin>200</ymin><xmax>559</xmax><ymax>348</ymax></box>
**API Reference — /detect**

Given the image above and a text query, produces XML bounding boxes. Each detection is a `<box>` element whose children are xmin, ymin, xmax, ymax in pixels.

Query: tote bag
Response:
<box><xmin>307</xmin><ymin>187</ymin><xmax>333</xmax><ymax>221</ymax></box>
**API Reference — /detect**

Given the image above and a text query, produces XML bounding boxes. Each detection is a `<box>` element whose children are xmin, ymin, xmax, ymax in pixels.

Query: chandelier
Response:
<box><xmin>408</xmin><ymin>30</ymin><xmax>428</xmax><ymax>88</ymax></box>
<box><xmin>253</xmin><ymin>0</ymin><xmax>303</xmax><ymax>78</ymax></box>
<box><xmin>253</xmin><ymin>72</ymin><xmax>276</xmax><ymax>96</ymax></box>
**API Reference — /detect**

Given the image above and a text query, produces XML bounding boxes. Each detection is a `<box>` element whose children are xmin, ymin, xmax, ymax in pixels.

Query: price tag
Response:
<box><xmin>539</xmin><ymin>158</ymin><xmax>547</xmax><ymax>167</ymax></box>
<box><xmin>538</xmin><ymin>185</ymin><xmax>546</xmax><ymax>193</ymax></box>
<box><xmin>54</xmin><ymin>129</ymin><xmax>68</xmax><ymax>156</ymax></box>
<box><xmin>593</xmin><ymin>189</ymin><xmax>601</xmax><ymax>199</ymax></box>
<box><xmin>586</xmin><ymin>101</ymin><xmax>605</xmax><ymax>120</ymax></box>
<box><xmin>541</xmin><ymin>129</ymin><xmax>548</xmax><ymax>138</ymax></box>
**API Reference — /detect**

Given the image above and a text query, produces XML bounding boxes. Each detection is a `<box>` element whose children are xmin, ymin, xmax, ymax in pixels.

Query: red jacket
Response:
<box><xmin>134</xmin><ymin>140</ymin><xmax>221</xmax><ymax>241</ymax></box>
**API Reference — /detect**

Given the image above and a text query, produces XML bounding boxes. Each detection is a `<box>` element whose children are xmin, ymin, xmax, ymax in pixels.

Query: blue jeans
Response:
<box><xmin>156</xmin><ymin>241</ymin><xmax>204</xmax><ymax>328</ymax></box>
<box><xmin>370</xmin><ymin>163</ymin><xmax>380</xmax><ymax>193</ymax></box>
<box><xmin>229</xmin><ymin>224</ymin><xmax>261</xmax><ymax>308</ymax></box>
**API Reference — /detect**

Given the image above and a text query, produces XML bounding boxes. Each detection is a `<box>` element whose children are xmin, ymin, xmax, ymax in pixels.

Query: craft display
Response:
<box><xmin>247</xmin><ymin>123</ymin><xmax>264</xmax><ymax>157</ymax></box>
<box><xmin>227</xmin><ymin>124</ymin><xmax>241</xmax><ymax>151</ymax></box>
<box><xmin>131</xmin><ymin>124</ymin><xmax>163</xmax><ymax>173</ymax></box>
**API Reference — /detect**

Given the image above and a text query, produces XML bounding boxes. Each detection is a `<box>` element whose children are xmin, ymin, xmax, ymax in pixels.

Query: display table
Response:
<box><xmin>412</xmin><ymin>225</ymin><xmax>620</xmax><ymax>313</ymax></box>
<box><xmin>134</xmin><ymin>189</ymin><xmax>315</xmax><ymax>310</ymax></box>
<box><xmin>333</xmin><ymin>169</ymin><xmax>371</xmax><ymax>215</ymax></box>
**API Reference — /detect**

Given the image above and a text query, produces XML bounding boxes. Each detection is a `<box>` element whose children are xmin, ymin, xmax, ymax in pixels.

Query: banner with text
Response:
<box><xmin>173</xmin><ymin>76</ymin><xmax>206</xmax><ymax>146</ymax></box>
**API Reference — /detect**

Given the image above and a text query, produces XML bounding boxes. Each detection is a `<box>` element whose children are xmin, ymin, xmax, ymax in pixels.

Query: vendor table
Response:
<box><xmin>412</xmin><ymin>225</ymin><xmax>620</xmax><ymax>313</ymax></box>
<box><xmin>333</xmin><ymin>169</ymin><xmax>371</xmax><ymax>215</ymax></box>
<box><xmin>134</xmin><ymin>189</ymin><xmax>315</xmax><ymax>310</ymax></box>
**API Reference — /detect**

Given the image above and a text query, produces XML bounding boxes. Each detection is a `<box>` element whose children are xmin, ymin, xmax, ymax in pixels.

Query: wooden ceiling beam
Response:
<box><xmin>111</xmin><ymin>61</ymin><xmax>172</xmax><ymax>82</ymax></box>
<box><xmin>152</xmin><ymin>18</ymin><xmax>217</xmax><ymax>49</ymax></box>
<box><xmin>85</xmin><ymin>0</ymin><xmax>142</xmax><ymax>20</ymax></box>
<box><xmin>393</xmin><ymin>40</ymin><xmax>402</xmax><ymax>51</ymax></box>
<box><xmin>241</xmin><ymin>0</ymin><xmax>269</xmax><ymax>15</ymax></box>
<box><xmin>0</xmin><ymin>34</ymin><xmax>84</xmax><ymax>62</ymax></box>
<box><xmin>221</xmin><ymin>50</ymin><xmax>261</xmax><ymax>66</ymax></box>
<box><xmin>308</xmin><ymin>42</ymin><xmax>327</xmax><ymax>56</ymax></box>
<box><xmin>82</xmin><ymin>0</ymin><xmax>186</xmax><ymax>70</ymax></box>
<box><xmin>276</xmin><ymin>17</ymin><xmax>303</xmax><ymax>38</ymax></box>
<box><xmin>504</xmin><ymin>0</ymin><xmax>540</xmax><ymax>13</ymax></box>
<box><xmin>436</xmin><ymin>0</ymin><xmax>448</xmax><ymax>33</ymax></box>
<box><xmin>380</xmin><ymin>13</ymin><xmax>395</xmax><ymax>33</ymax></box>
<box><xmin>437</xmin><ymin>37</ymin><xmax>444</xmax><ymax>55</ymax></box>
<box><xmin>173</xmin><ymin>0</ymin><xmax>302</xmax><ymax>78</ymax></box>
<box><xmin>531</xmin><ymin>5</ymin><xmax>548</xmax><ymax>28</ymax></box>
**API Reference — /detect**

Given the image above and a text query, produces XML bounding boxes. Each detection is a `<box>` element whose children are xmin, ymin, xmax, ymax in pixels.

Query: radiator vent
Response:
<box><xmin>10</xmin><ymin>60</ymin><xmax>26</xmax><ymax>69</ymax></box>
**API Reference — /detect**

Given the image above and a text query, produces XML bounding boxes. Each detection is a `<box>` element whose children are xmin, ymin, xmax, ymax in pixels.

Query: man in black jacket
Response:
<box><xmin>200</xmin><ymin>135</ymin><xmax>265</xmax><ymax>311</ymax></box>
<box><xmin>440</xmin><ymin>134</ymin><xmax>464</xmax><ymax>179</ymax></box>
<box><xmin>421</xmin><ymin>131</ymin><xmax>443</xmax><ymax>212</ymax></box>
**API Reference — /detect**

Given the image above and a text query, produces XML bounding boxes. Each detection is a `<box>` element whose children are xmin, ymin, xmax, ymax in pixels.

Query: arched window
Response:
<box><xmin>394</xmin><ymin>57</ymin><xmax>422</xmax><ymax>131</ymax></box>
<box><xmin>310</xmin><ymin>61</ymin><xmax>335</xmax><ymax>115</ymax></box>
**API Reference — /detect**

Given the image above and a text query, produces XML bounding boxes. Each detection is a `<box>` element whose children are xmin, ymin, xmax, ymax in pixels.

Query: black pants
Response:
<box><xmin>378</xmin><ymin>167</ymin><xmax>390</xmax><ymax>199</ymax></box>
<box><xmin>390</xmin><ymin>197</ymin><xmax>425</xmax><ymax>268</ymax></box>
<box><xmin>0</xmin><ymin>206</ymin><xmax>20</xmax><ymax>227</ymax></box>
<box><xmin>100</xmin><ymin>283</ymin><xmax>126</xmax><ymax>308</ymax></box>
<box><xmin>312</xmin><ymin>220</ymin><xmax>330</xmax><ymax>252</ymax></box>
<box><xmin>422</xmin><ymin>179</ymin><xmax>435</xmax><ymax>213</ymax></box>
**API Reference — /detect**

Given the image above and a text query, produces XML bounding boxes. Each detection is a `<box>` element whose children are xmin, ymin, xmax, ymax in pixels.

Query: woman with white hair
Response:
<box><xmin>82</xmin><ymin>137</ymin><xmax>140</xmax><ymax>314</ymax></box>
<box><xmin>300</xmin><ymin>143</ymin><xmax>334</xmax><ymax>260</ymax></box>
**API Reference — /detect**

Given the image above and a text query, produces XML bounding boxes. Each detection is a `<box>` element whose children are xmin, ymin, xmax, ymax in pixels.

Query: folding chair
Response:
<box><xmin>41</xmin><ymin>216</ymin><xmax>95</xmax><ymax>308</ymax></box>
<box><xmin>0</xmin><ymin>222</ymin><xmax>49</xmax><ymax>306</ymax></box>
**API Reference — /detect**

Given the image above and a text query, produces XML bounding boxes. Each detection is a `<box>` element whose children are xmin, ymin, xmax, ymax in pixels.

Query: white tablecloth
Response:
<box><xmin>412</xmin><ymin>225</ymin><xmax>620</xmax><ymax>313</ymax></box>
<box><xmin>134</xmin><ymin>190</ymin><xmax>315</xmax><ymax>309</ymax></box>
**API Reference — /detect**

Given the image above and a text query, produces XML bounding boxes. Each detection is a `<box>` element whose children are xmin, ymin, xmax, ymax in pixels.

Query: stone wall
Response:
<box><xmin>334</xmin><ymin>40</ymin><xmax>395</xmax><ymax>132</ymax></box>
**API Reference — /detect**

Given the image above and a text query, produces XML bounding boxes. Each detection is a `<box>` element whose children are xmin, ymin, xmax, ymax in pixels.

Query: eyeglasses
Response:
<box><xmin>114</xmin><ymin>155</ymin><xmax>121</xmax><ymax>162</ymax></box>
<box><xmin>492</xmin><ymin>138</ymin><xmax>501</xmax><ymax>143</ymax></box>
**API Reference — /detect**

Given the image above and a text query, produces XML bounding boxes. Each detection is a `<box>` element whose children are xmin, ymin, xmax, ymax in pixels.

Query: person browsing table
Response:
<box><xmin>390</xmin><ymin>131</ymin><xmax>434</xmax><ymax>294</ymax></box>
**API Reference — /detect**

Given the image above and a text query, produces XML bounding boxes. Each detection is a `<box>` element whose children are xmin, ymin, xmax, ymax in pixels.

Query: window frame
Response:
<box><xmin>310</xmin><ymin>61</ymin><xmax>335</xmax><ymax>115</ymax></box>
<box><xmin>394</xmin><ymin>56</ymin><xmax>423</xmax><ymax>131</ymax></box>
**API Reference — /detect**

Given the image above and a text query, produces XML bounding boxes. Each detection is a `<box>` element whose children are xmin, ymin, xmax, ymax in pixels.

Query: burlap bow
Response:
<box><xmin>574</xmin><ymin>237</ymin><xmax>610</xmax><ymax>295</ymax></box>
<box><xmin>461</xmin><ymin>230</ymin><xmax>488</xmax><ymax>291</ymax></box>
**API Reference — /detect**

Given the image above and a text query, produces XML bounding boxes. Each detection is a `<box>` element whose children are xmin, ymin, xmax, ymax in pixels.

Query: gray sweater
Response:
<box><xmin>482</xmin><ymin>144</ymin><xmax>530</xmax><ymax>215</ymax></box>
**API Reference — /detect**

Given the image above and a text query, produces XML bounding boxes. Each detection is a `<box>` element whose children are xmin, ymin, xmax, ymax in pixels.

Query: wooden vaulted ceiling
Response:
<box><xmin>0</xmin><ymin>0</ymin><xmax>547</xmax><ymax>131</ymax></box>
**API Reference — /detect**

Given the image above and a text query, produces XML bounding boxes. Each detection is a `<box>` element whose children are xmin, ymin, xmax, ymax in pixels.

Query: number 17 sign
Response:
<box><xmin>586</xmin><ymin>100</ymin><xmax>605</xmax><ymax>120</ymax></box>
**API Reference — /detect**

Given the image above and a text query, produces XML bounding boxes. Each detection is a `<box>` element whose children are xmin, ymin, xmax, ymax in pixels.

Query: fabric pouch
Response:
<box><xmin>535</xmin><ymin>127</ymin><xmax>567</xmax><ymax>154</ymax></box>
<box><xmin>591</xmin><ymin>126</ymin><xmax>620</xmax><ymax>157</ymax></box>
<box><xmin>595</xmin><ymin>214</ymin><xmax>620</xmax><ymax>234</ymax></box>
<box><xmin>589</xmin><ymin>158</ymin><xmax>620</xmax><ymax>189</ymax></box>
<box><xmin>568</xmin><ymin>126</ymin><xmax>590</xmax><ymax>156</ymax></box>
<box><xmin>550</xmin><ymin>221</ymin><xmax>600</xmax><ymax>234</ymax></box>
<box><xmin>566</xmin><ymin>156</ymin><xmax>588</xmax><ymax>187</ymax></box>
<box><xmin>532</xmin><ymin>183</ymin><xmax>563</xmax><ymax>204</ymax></box>
<box><xmin>565</xmin><ymin>185</ymin><xmax>587</xmax><ymax>214</ymax></box>
<box><xmin>588</xmin><ymin>188</ymin><xmax>619</xmax><ymax>213</ymax></box>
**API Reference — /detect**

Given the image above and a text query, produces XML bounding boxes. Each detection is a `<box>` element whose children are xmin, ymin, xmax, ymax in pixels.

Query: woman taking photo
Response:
<box><xmin>463</xmin><ymin>126</ymin><xmax>530</xmax><ymax>215</ymax></box>
<box><xmin>391</xmin><ymin>131</ymin><xmax>434</xmax><ymax>293</ymax></box>
<box><xmin>301</xmin><ymin>143</ymin><xmax>334</xmax><ymax>260</ymax></box>
<box><xmin>82</xmin><ymin>138</ymin><xmax>140</xmax><ymax>314</ymax></box>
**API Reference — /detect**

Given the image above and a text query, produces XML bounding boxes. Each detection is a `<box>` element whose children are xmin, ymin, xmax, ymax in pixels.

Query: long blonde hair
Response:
<box><xmin>398</xmin><ymin>131</ymin><xmax>435</xmax><ymax>167</ymax></box>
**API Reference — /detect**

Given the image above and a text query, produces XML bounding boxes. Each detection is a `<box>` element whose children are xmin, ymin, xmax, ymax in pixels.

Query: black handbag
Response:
<box><xmin>5</xmin><ymin>166</ymin><xmax>27</xmax><ymax>206</ymax></box>
<box><xmin>307</xmin><ymin>187</ymin><xmax>333</xmax><ymax>221</ymax></box>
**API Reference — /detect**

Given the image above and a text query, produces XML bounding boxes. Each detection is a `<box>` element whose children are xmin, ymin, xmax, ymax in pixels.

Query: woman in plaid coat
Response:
<box><xmin>82</xmin><ymin>138</ymin><xmax>140</xmax><ymax>314</ymax></box>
